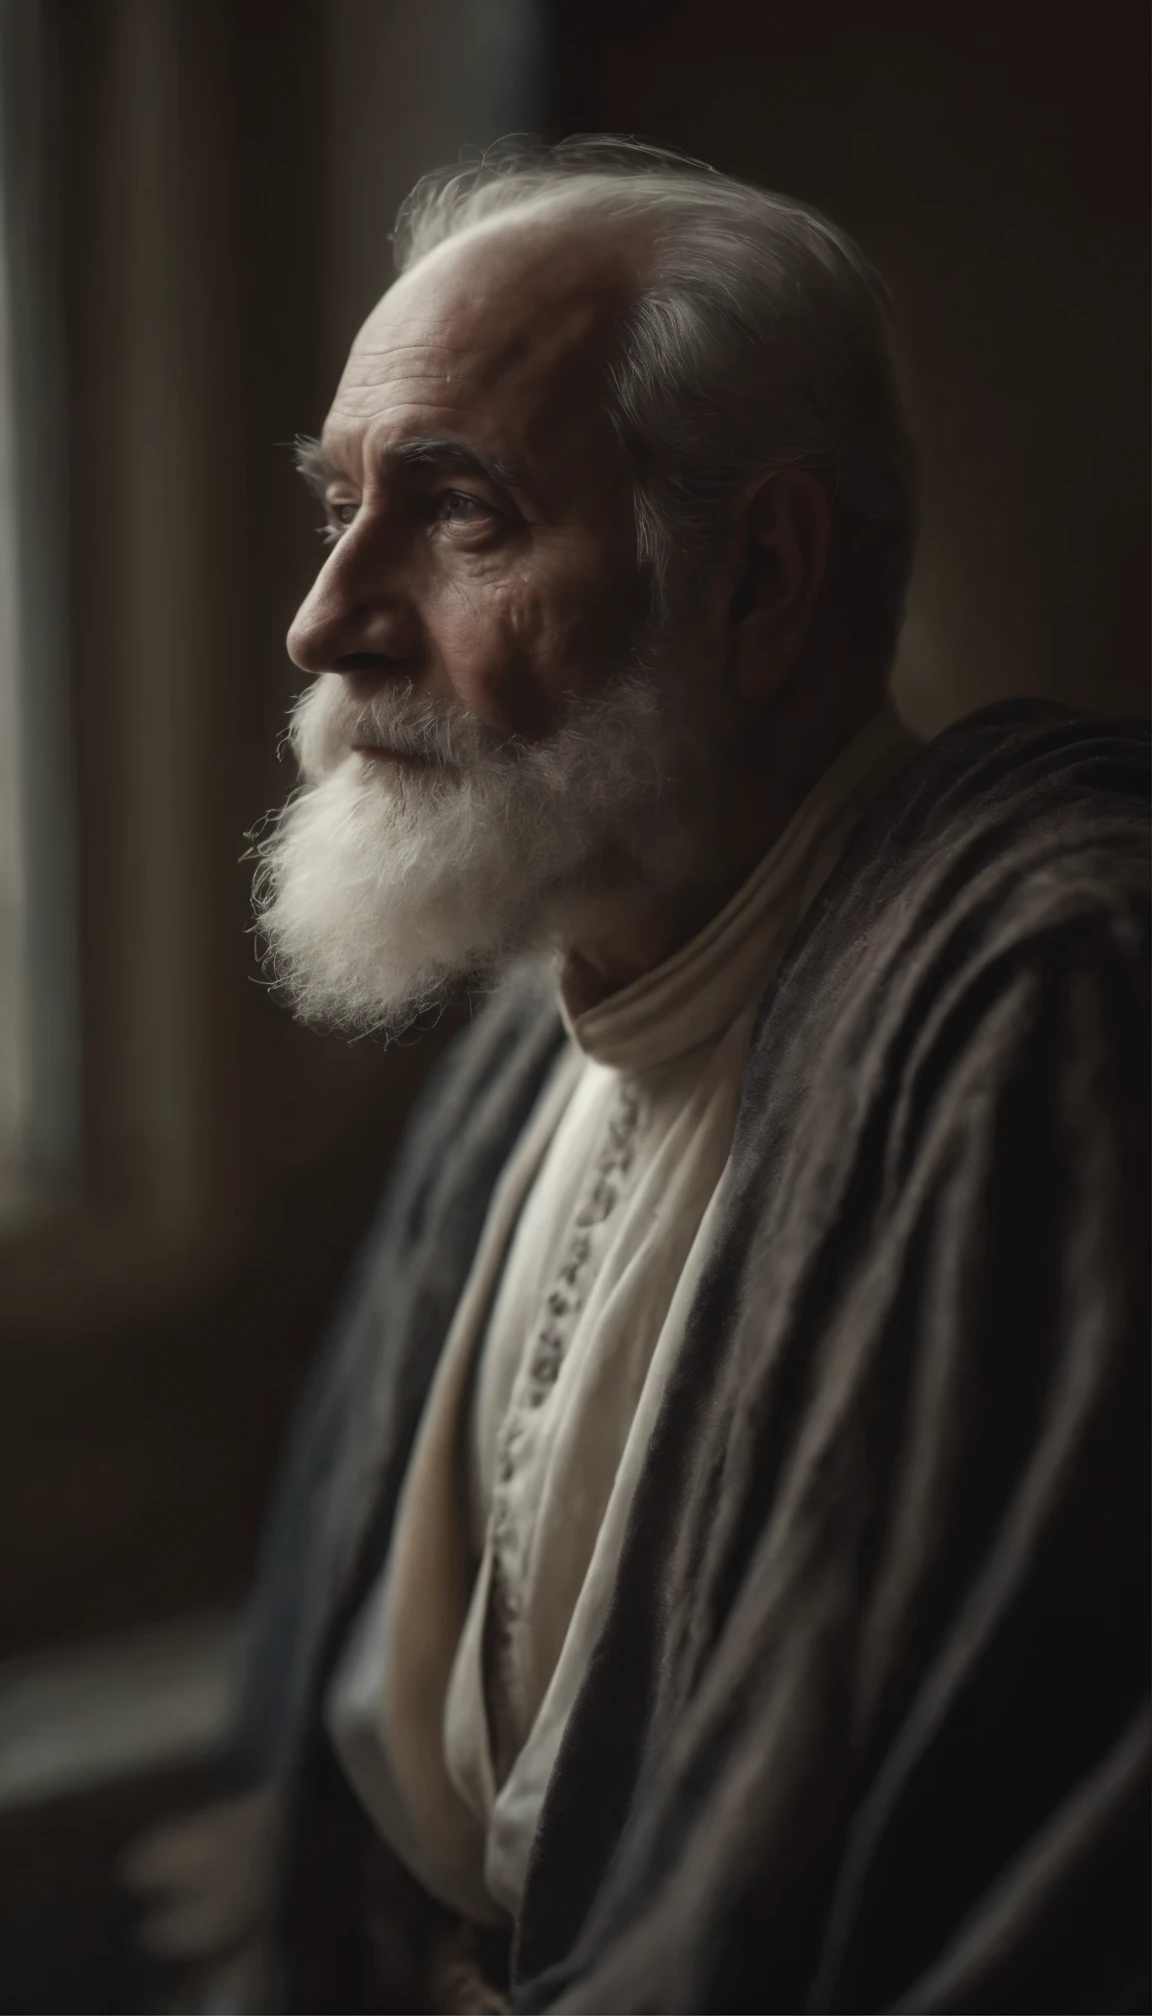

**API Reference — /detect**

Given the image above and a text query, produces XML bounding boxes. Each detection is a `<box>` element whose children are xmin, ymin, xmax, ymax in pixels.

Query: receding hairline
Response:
<box><xmin>375</xmin><ymin>192</ymin><xmax>658</xmax><ymax>349</ymax></box>
<box><xmin>392</xmin><ymin>158</ymin><xmax>883</xmax><ymax>306</ymax></box>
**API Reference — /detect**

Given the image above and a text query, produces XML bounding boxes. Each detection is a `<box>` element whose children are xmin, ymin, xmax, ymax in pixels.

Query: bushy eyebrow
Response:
<box><xmin>293</xmin><ymin>432</ymin><xmax>526</xmax><ymax>497</ymax></box>
<box><xmin>292</xmin><ymin>435</ymin><xmax>337</xmax><ymax>496</ymax></box>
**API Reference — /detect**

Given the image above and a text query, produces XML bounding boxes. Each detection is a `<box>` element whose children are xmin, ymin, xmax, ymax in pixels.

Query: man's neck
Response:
<box><xmin>563</xmin><ymin>677</ymin><xmax>894</xmax><ymax>1011</ymax></box>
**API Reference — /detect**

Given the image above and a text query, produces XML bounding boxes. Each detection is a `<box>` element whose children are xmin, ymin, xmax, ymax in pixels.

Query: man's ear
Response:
<box><xmin>727</xmin><ymin>468</ymin><xmax>832</xmax><ymax>700</ymax></box>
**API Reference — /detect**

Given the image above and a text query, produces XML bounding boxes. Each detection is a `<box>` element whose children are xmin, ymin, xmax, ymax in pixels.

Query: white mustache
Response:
<box><xmin>290</xmin><ymin>677</ymin><xmax>518</xmax><ymax>781</ymax></box>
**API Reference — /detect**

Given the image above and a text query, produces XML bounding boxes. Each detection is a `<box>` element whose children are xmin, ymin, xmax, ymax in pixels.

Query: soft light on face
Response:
<box><xmin>255</xmin><ymin>214</ymin><xmax>732</xmax><ymax>1037</ymax></box>
<box><xmin>284</xmin><ymin>214</ymin><xmax>654</xmax><ymax>744</ymax></box>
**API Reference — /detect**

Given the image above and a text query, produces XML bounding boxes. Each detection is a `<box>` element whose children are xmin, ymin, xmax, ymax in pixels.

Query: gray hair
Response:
<box><xmin>393</xmin><ymin>135</ymin><xmax>916</xmax><ymax>674</ymax></box>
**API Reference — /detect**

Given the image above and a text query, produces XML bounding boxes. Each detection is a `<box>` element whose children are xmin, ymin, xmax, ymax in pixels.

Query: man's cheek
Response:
<box><xmin>473</xmin><ymin>592</ymin><xmax>570</xmax><ymax>737</ymax></box>
<box><xmin>434</xmin><ymin>620</ymin><xmax>540</xmax><ymax>737</ymax></box>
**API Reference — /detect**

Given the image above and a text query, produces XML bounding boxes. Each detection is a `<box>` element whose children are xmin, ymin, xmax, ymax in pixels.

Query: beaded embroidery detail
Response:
<box><xmin>483</xmin><ymin>1077</ymin><xmax>643</xmax><ymax>1774</ymax></box>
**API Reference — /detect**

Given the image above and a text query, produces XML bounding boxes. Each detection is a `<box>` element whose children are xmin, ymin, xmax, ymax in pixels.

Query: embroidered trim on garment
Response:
<box><xmin>483</xmin><ymin>1078</ymin><xmax>643</xmax><ymax>1775</ymax></box>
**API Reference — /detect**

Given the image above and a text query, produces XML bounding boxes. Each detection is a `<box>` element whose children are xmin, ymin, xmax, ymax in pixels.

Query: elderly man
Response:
<box><xmin>137</xmin><ymin>139</ymin><xmax>1148</xmax><ymax>2013</ymax></box>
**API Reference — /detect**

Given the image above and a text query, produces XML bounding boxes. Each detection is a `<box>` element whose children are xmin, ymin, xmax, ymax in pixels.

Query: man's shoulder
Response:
<box><xmin>901</xmin><ymin>698</ymin><xmax>1149</xmax><ymax>851</ymax></box>
<box><xmin>833</xmin><ymin>698</ymin><xmax>1149</xmax><ymax>943</ymax></box>
<box><xmin>929</xmin><ymin>695</ymin><xmax>1149</xmax><ymax>759</ymax></box>
<box><xmin>742</xmin><ymin>700</ymin><xmax>1149</xmax><ymax>1124</ymax></box>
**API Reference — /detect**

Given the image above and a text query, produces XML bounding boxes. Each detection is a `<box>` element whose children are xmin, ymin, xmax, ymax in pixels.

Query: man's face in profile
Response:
<box><xmin>254</xmin><ymin>216</ymin><xmax>730</xmax><ymax>1038</ymax></box>
<box><xmin>288</xmin><ymin>215</ymin><xmax>651</xmax><ymax>744</ymax></box>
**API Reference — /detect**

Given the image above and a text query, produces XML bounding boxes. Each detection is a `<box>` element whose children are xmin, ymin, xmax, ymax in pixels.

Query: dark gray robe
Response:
<box><xmin>227</xmin><ymin>702</ymin><xmax>1150</xmax><ymax>2014</ymax></box>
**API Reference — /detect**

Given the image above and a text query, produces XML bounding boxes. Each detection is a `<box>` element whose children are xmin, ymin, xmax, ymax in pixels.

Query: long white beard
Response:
<box><xmin>251</xmin><ymin>663</ymin><xmax>713</xmax><ymax>1040</ymax></box>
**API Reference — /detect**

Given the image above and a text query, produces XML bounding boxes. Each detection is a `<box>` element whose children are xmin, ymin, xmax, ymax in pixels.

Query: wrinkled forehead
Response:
<box><xmin>325</xmin><ymin>213</ymin><xmax>645</xmax><ymax>474</ymax></box>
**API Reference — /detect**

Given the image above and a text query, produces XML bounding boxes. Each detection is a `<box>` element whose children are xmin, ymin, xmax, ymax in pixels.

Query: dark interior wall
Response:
<box><xmin>553</xmin><ymin>0</ymin><xmax>1150</xmax><ymax>732</ymax></box>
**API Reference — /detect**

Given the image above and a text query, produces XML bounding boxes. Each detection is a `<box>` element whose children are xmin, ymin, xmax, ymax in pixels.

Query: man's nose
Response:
<box><xmin>286</xmin><ymin>521</ymin><xmax>421</xmax><ymax>678</ymax></box>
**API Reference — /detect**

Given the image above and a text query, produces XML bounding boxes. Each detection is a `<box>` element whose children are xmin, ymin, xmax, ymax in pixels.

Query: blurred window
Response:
<box><xmin>0</xmin><ymin>263</ymin><xmax>21</xmax><ymax>1197</ymax></box>
<box><xmin>0</xmin><ymin>0</ymin><xmax>77</xmax><ymax>1219</ymax></box>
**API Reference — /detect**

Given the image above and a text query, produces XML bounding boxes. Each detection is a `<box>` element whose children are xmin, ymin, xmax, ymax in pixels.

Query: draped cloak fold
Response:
<box><xmin>226</xmin><ymin>703</ymin><xmax>1151</xmax><ymax>2015</ymax></box>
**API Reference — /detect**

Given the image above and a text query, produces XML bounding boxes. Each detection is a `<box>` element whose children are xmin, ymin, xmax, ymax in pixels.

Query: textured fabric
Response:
<box><xmin>325</xmin><ymin>1043</ymin><xmax>582</xmax><ymax>1929</ymax></box>
<box><xmin>232</xmin><ymin>703</ymin><xmax>1149</xmax><ymax>2015</ymax></box>
<box><xmin>328</xmin><ymin>703</ymin><xmax>919</xmax><ymax>1928</ymax></box>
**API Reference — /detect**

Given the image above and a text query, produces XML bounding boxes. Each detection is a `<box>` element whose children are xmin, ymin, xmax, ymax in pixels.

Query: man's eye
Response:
<box><xmin>436</xmin><ymin>491</ymin><xmax>489</xmax><ymax>525</ymax></box>
<box><xmin>319</xmin><ymin>500</ymin><xmax>359</xmax><ymax>545</ymax></box>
